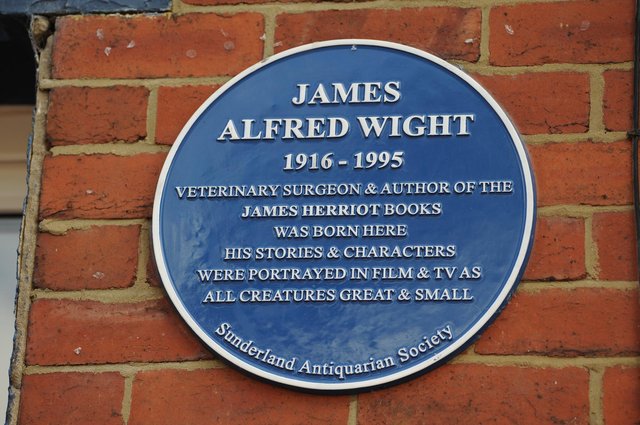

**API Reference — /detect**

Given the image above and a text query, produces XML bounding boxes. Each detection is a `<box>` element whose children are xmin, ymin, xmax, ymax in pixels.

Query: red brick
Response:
<box><xmin>524</xmin><ymin>216</ymin><xmax>585</xmax><ymax>281</ymax></box>
<box><xmin>604</xmin><ymin>70</ymin><xmax>633</xmax><ymax>132</ymax></box>
<box><xmin>26</xmin><ymin>299</ymin><xmax>211</xmax><ymax>365</ymax></box>
<box><xmin>603</xmin><ymin>366</ymin><xmax>640</xmax><ymax>425</ymax></box>
<box><xmin>47</xmin><ymin>86</ymin><xmax>148</xmax><ymax>145</ymax></box>
<box><xmin>34</xmin><ymin>226</ymin><xmax>140</xmax><ymax>290</ymax></box>
<box><xmin>475</xmin><ymin>288</ymin><xmax>640</xmax><ymax>356</ymax></box>
<box><xmin>18</xmin><ymin>372</ymin><xmax>124</xmax><ymax>425</ymax></box>
<box><xmin>275</xmin><ymin>8</ymin><xmax>481</xmax><ymax>62</ymax></box>
<box><xmin>52</xmin><ymin>14</ymin><xmax>264</xmax><ymax>79</ymax></box>
<box><xmin>156</xmin><ymin>85</ymin><xmax>219</xmax><ymax>145</ymax></box>
<box><xmin>474</xmin><ymin>73</ymin><xmax>589</xmax><ymax>135</ymax></box>
<box><xmin>39</xmin><ymin>153</ymin><xmax>166</xmax><ymax>220</ymax></box>
<box><xmin>358</xmin><ymin>364</ymin><xmax>589</xmax><ymax>425</ymax></box>
<box><xmin>529</xmin><ymin>141</ymin><xmax>632</xmax><ymax>206</ymax></box>
<box><xmin>593</xmin><ymin>211</ymin><xmax>638</xmax><ymax>281</ymax></box>
<box><xmin>129</xmin><ymin>368</ymin><xmax>350</xmax><ymax>425</ymax></box>
<box><xmin>490</xmin><ymin>0</ymin><xmax>634</xmax><ymax>66</ymax></box>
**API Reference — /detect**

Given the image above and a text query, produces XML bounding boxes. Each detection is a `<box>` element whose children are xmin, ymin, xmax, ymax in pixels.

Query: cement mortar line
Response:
<box><xmin>172</xmin><ymin>0</ymin><xmax>578</xmax><ymax>15</ymax></box>
<box><xmin>261</xmin><ymin>9</ymin><xmax>277</xmax><ymax>58</ymax></box>
<box><xmin>121</xmin><ymin>374</ymin><xmax>134</xmax><ymax>425</ymax></box>
<box><xmin>37</xmin><ymin>62</ymin><xmax>633</xmax><ymax>91</ymax></box>
<box><xmin>39</xmin><ymin>218</ymin><xmax>147</xmax><ymax>234</ymax></box>
<box><xmin>24</xmin><ymin>350</ymin><xmax>640</xmax><ymax>376</ymax></box>
<box><xmin>23</xmin><ymin>359</ymin><xmax>226</xmax><ymax>376</ymax></box>
<box><xmin>585</xmin><ymin>215</ymin><xmax>599</xmax><ymax>279</ymax></box>
<box><xmin>518</xmin><ymin>281</ymin><xmax>638</xmax><ymax>291</ymax></box>
<box><xmin>134</xmin><ymin>223</ymin><xmax>152</xmax><ymax>288</ymax></box>
<box><xmin>49</xmin><ymin>143</ymin><xmax>170</xmax><ymax>156</ymax></box>
<box><xmin>20</xmin><ymin>354</ymin><xmax>639</xmax><ymax>376</ymax></box>
<box><xmin>174</xmin><ymin>0</ymin><xmax>474</xmax><ymax>15</ymax></box>
<box><xmin>45</xmin><ymin>134</ymin><xmax>630</xmax><ymax>157</ymax></box>
<box><xmin>524</xmin><ymin>133</ymin><xmax>628</xmax><ymax>144</ymax></box>
<box><xmin>7</xmin><ymin>80</ymin><xmax>52</xmax><ymax>425</ymax></box>
<box><xmin>347</xmin><ymin>395</ymin><xmax>358</xmax><ymax>425</ymax></box>
<box><xmin>458</xmin><ymin>62</ymin><xmax>633</xmax><ymax>75</ymax></box>
<box><xmin>589</xmin><ymin>69</ymin><xmax>606</xmax><ymax>134</ymax></box>
<box><xmin>453</xmin><ymin>353</ymin><xmax>640</xmax><ymax>369</ymax></box>
<box><xmin>478</xmin><ymin>5</ymin><xmax>490</xmax><ymax>66</ymax></box>
<box><xmin>171</xmin><ymin>0</ymin><xmax>187</xmax><ymax>14</ymax></box>
<box><xmin>144</xmin><ymin>87</ymin><xmax>159</xmax><ymax>145</ymax></box>
<box><xmin>29</xmin><ymin>279</ymin><xmax>640</xmax><ymax>303</ymax></box>
<box><xmin>588</xmin><ymin>367</ymin><xmax>605</xmax><ymax>425</ymax></box>
<box><xmin>45</xmin><ymin>133</ymin><xmax>631</xmax><ymax>158</ymax></box>
<box><xmin>36</xmin><ymin>34</ymin><xmax>52</xmax><ymax>83</ymax></box>
<box><xmin>39</xmin><ymin>76</ymin><xmax>232</xmax><ymax>89</ymax></box>
<box><xmin>31</xmin><ymin>286</ymin><xmax>166</xmax><ymax>303</ymax></box>
<box><xmin>42</xmin><ymin>132</ymin><xmax>626</xmax><ymax>157</ymax></box>
<box><xmin>536</xmin><ymin>205</ymin><xmax>633</xmax><ymax>217</ymax></box>
<box><xmin>6</xmin><ymin>388</ymin><xmax>20</xmax><ymax>425</ymax></box>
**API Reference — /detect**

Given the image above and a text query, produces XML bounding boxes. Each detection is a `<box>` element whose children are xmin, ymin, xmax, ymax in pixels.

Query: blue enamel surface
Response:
<box><xmin>155</xmin><ymin>43</ymin><xmax>535</xmax><ymax>389</ymax></box>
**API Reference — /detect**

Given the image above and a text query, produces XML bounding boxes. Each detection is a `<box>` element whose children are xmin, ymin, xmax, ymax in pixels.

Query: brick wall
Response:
<box><xmin>10</xmin><ymin>0</ymin><xmax>639</xmax><ymax>424</ymax></box>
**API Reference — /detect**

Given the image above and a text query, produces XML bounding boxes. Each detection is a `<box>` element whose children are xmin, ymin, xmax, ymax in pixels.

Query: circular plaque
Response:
<box><xmin>153</xmin><ymin>40</ymin><xmax>536</xmax><ymax>391</ymax></box>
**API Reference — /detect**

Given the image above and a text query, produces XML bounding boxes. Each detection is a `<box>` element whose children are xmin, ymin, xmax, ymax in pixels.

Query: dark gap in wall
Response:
<box><xmin>0</xmin><ymin>15</ymin><xmax>35</xmax><ymax>105</ymax></box>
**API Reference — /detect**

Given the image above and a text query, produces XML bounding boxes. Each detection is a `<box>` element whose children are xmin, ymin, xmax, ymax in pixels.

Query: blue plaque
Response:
<box><xmin>152</xmin><ymin>40</ymin><xmax>536</xmax><ymax>391</ymax></box>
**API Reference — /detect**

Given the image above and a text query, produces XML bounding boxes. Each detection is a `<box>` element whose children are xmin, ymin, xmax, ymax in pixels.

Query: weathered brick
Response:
<box><xmin>19</xmin><ymin>372</ymin><xmax>124</xmax><ymax>425</ymax></box>
<box><xmin>474</xmin><ymin>73</ymin><xmax>589</xmax><ymax>135</ymax></box>
<box><xmin>26</xmin><ymin>299</ymin><xmax>211</xmax><ymax>365</ymax></box>
<box><xmin>275</xmin><ymin>8</ymin><xmax>481</xmax><ymax>62</ymax></box>
<box><xmin>34</xmin><ymin>225</ymin><xmax>140</xmax><ymax>290</ymax></box>
<box><xmin>156</xmin><ymin>85</ymin><xmax>219</xmax><ymax>145</ymax></box>
<box><xmin>490</xmin><ymin>0</ymin><xmax>634</xmax><ymax>66</ymax></box>
<box><xmin>39</xmin><ymin>153</ymin><xmax>166</xmax><ymax>220</ymax></box>
<box><xmin>129</xmin><ymin>368</ymin><xmax>350</xmax><ymax>425</ymax></box>
<box><xmin>524</xmin><ymin>216</ymin><xmax>585</xmax><ymax>281</ymax></box>
<box><xmin>358</xmin><ymin>364</ymin><xmax>589</xmax><ymax>425</ymax></box>
<box><xmin>475</xmin><ymin>288</ymin><xmax>640</xmax><ymax>356</ymax></box>
<box><xmin>47</xmin><ymin>86</ymin><xmax>148</xmax><ymax>145</ymax></box>
<box><xmin>593</xmin><ymin>211</ymin><xmax>638</xmax><ymax>281</ymax></box>
<box><xmin>603</xmin><ymin>70</ymin><xmax>633</xmax><ymax>132</ymax></box>
<box><xmin>52</xmin><ymin>14</ymin><xmax>264</xmax><ymax>79</ymax></box>
<box><xmin>529</xmin><ymin>141</ymin><xmax>632</xmax><ymax>206</ymax></box>
<box><xmin>603</xmin><ymin>366</ymin><xmax>640</xmax><ymax>425</ymax></box>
